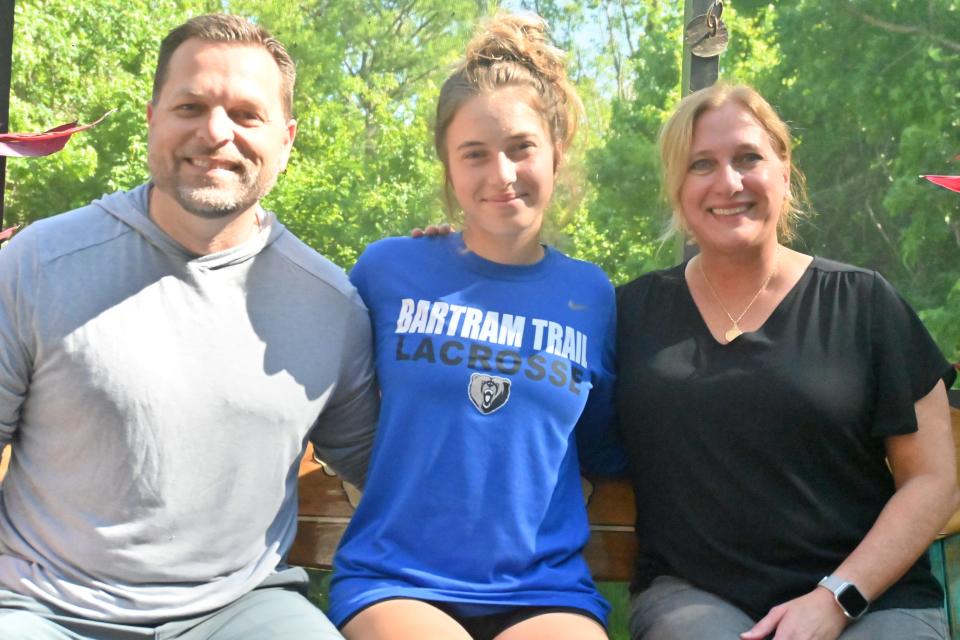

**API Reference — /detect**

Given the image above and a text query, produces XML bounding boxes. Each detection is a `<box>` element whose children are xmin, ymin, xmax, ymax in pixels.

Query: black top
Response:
<box><xmin>616</xmin><ymin>257</ymin><xmax>957</xmax><ymax>620</ymax></box>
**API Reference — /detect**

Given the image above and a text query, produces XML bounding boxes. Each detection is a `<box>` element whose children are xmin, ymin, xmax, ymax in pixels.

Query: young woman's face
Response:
<box><xmin>445</xmin><ymin>86</ymin><xmax>557</xmax><ymax>257</ymax></box>
<box><xmin>679</xmin><ymin>101</ymin><xmax>789</xmax><ymax>255</ymax></box>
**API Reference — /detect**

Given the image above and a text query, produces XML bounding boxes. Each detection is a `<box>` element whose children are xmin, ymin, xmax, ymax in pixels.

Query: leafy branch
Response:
<box><xmin>843</xmin><ymin>4</ymin><xmax>960</xmax><ymax>52</ymax></box>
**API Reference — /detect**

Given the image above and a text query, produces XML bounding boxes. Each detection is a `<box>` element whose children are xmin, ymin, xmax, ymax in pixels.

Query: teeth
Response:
<box><xmin>190</xmin><ymin>158</ymin><xmax>233</xmax><ymax>170</ymax></box>
<box><xmin>711</xmin><ymin>205</ymin><xmax>749</xmax><ymax>216</ymax></box>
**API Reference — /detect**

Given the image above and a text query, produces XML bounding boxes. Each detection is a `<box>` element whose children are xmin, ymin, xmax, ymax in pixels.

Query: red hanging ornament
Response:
<box><xmin>0</xmin><ymin>110</ymin><xmax>113</xmax><ymax>158</ymax></box>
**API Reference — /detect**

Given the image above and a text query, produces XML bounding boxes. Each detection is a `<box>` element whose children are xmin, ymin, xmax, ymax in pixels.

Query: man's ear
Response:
<box><xmin>279</xmin><ymin>119</ymin><xmax>297</xmax><ymax>171</ymax></box>
<box><xmin>146</xmin><ymin>101</ymin><xmax>154</xmax><ymax>125</ymax></box>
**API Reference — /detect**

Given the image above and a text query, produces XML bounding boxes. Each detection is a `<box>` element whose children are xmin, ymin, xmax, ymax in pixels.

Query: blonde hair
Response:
<box><xmin>435</xmin><ymin>12</ymin><xmax>583</xmax><ymax>213</ymax></box>
<box><xmin>659</xmin><ymin>83</ymin><xmax>810</xmax><ymax>242</ymax></box>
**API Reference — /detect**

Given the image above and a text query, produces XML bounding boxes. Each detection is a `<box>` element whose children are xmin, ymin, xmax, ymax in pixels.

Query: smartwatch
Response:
<box><xmin>818</xmin><ymin>575</ymin><xmax>869</xmax><ymax>620</ymax></box>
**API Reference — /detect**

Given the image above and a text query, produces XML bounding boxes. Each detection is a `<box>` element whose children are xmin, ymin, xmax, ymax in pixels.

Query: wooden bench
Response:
<box><xmin>289</xmin><ymin>450</ymin><xmax>640</xmax><ymax>581</ymax></box>
<box><xmin>293</xmin><ymin>408</ymin><xmax>960</xmax><ymax>570</ymax></box>
<box><xmin>2</xmin><ymin>408</ymin><xmax>960</xmax><ymax>634</ymax></box>
<box><xmin>290</xmin><ymin>407</ymin><xmax>960</xmax><ymax>637</ymax></box>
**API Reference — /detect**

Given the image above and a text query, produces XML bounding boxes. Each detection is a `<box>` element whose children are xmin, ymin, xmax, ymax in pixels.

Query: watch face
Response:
<box><xmin>837</xmin><ymin>584</ymin><xmax>869</xmax><ymax>618</ymax></box>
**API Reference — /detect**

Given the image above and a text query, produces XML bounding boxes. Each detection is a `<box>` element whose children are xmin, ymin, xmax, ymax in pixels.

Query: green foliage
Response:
<box><xmin>581</xmin><ymin>0</ymin><xmax>960</xmax><ymax>362</ymax></box>
<box><xmin>3</xmin><ymin>0</ymin><xmax>958</xmax><ymax>362</ymax></box>
<box><xmin>751</xmin><ymin>1</ymin><xmax>960</xmax><ymax>361</ymax></box>
<box><xmin>579</xmin><ymin>2</ymin><xmax>682</xmax><ymax>284</ymax></box>
<box><xmin>6</xmin><ymin>0</ymin><xmax>220</xmax><ymax>225</ymax></box>
<box><xmin>229</xmin><ymin>0</ymin><xmax>480</xmax><ymax>267</ymax></box>
<box><xmin>580</xmin><ymin>2</ymin><xmax>787</xmax><ymax>285</ymax></box>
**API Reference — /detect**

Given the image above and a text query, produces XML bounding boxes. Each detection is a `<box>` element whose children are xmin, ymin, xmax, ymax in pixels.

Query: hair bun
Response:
<box><xmin>435</xmin><ymin>10</ymin><xmax>583</xmax><ymax>168</ymax></box>
<box><xmin>465</xmin><ymin>13</ymin><xmax>566</xmax><ymax>85</ymax></box>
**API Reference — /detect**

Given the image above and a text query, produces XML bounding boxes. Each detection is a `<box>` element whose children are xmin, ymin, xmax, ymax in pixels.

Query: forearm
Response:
<box><xmin>742</xmin><ymin>473</ymin><xmax>958</xmax><ymax>640</ymax></box>
<box><xmin>834</xmin><ymin>382</ymin><xmax>959</xmax><ymax>601</ymax></box>
<box><xmin>310</xmin><ymin>381</ymin><xmax>379</xmax><ymax>489</ymax></box>
<box><xmin>831</xmin><ymin>472</ymin><xmax>959</xmax><ymax>601</ymax></box>
<box><xmin>310</xmin><ymin>300</ymin><xmax>380</xmax><ymax>489</ymax></box>
<box><xmin>744</xmin><ymin>384</ymin><xmax>956</xmax><ymax>640</ymax></box>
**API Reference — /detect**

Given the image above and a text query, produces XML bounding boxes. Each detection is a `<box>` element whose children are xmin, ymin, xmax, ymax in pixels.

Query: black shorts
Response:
<box><xmin>342</xmin><ymin>597</ymin><xmax>603</xmax><ymax>640</ymax></box>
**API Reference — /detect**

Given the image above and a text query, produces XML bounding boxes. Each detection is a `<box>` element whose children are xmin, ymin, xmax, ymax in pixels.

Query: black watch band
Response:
<box><xmin>818</xmin><ymin>575</ymin><xmax>869</xmax><ymax>620</ymax></box>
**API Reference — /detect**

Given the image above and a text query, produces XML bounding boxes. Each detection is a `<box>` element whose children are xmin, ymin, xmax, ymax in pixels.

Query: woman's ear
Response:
<box><xmin>553</xmin><ymin>142</ymin><xmax>564</xmax><ymax>174</ymax></box>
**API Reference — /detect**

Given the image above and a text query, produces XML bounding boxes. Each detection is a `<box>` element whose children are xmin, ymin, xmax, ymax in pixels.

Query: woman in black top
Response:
<box><xmin>617</xmin><ymin>83</ymin><xmax>958</xmax><ymax>640</ymax></box>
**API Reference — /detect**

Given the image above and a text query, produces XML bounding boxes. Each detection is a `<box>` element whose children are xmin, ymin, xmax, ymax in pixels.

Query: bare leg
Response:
<box><xmin>494</xmin><ymin>612</ymin><xmax>608</xmax><ymax>640</ymax></box>
<box><xmin>341</xmin><ymin>599</ymin><xmax>472</xmax><ymax>640</ymax></box>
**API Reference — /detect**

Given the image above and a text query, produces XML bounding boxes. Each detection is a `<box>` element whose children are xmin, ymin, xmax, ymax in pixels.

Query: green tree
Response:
<box><xmin>5</xmin><ymin>1</ymin><xmax>957</xmax><ymax>362</ymax></box>
<box><xmin>743</xmin><ymin>1</ymin><xmax>960</xmax><ymax>361</ymax></box>
<box><xmin>579</xmin><ymin>0</ymin><xmax>959</xmax><ymax>362</ymax></box>
<box><xmin>232</xmin><ymin>0</ymin><xmax>483</xmax><ymax>267</ymax></box>
<box><xmin>576</xmin><ymin>2</ymin><xmax>682</xmax><ymax>285</ymax></box>
<box><xmin>6</xmin><ymin>0</ymin><xmax>220</xmax><ymax>226</ymax></box>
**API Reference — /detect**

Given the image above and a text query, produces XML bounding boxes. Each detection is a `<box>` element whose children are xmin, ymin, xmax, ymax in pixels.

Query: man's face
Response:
<box><xmin>147</xmin><ymin>39</ymin><xmax>295</xmax><ymax>220</ymax></box>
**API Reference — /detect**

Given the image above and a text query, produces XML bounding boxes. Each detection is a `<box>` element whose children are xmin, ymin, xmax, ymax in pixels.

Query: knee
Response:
<box><xmin>629</xmin><ymin>579</ymin><xmax>754</xmax><ymax>640</ymax></box>
<box><xmin>203</xmin><ymin>589</ymin><xmax>343</xmax><ymax>639</ymax></box>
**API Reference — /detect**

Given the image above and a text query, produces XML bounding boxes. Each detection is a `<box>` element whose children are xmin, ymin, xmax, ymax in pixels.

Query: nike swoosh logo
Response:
<box><xmin>568</xmin><ymin>300</ymin><xmax>588</xmax><ymax>311</ymax></box>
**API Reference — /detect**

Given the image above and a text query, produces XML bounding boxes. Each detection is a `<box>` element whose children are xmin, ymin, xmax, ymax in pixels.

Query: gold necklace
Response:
<box><xmin>697</xmin><ymin>248</ymin><xmax>780</xmax><ymax>343</ymax></box>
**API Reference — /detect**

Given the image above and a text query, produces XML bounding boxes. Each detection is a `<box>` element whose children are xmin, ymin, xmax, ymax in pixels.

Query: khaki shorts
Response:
<box><xmin>0</xmin><ymin>568</ymin><xmax>342</xmax><ymax>640</ymax></box>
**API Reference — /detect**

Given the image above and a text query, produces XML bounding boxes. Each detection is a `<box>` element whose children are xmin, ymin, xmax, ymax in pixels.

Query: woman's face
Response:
<box><xmin>445</xmin><ymin>86</ymin><xmax>556</xmax><ymax>257</ymax></box>
<box><xmin>678</xmin><ymin>101</ymin><xmax>789</xmax><ymax>255</ymax></box>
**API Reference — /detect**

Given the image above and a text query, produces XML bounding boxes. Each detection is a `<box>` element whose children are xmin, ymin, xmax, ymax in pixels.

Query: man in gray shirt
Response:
<box><xmin>0</xmin><ymin>14</ymin><xmax>377</xmax><ymax>639</ymax></box>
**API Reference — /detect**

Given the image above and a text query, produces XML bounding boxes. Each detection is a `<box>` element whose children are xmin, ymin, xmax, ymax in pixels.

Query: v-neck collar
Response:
<box><xmin>680</xmin><ymin>256</ymin><xmax>819</xmax><ymax>347</ymax></box>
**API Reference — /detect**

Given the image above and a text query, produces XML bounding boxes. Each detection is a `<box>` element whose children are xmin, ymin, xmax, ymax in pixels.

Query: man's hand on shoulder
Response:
<box><xmin>411</xmin><ymin>223</ymin><xmax>454</xmax><ymax>238</ymax></box>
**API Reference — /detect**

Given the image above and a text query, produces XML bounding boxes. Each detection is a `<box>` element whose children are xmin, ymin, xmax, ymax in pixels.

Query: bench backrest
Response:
<box><xmin>1</xmin><ymin>407</ymin><xmax>958</xmax><ymax>582</ymax></box>
<box><xmin>290</xmin><ymin>406</ymin><xmax>960</xmax><ymax>581</ymax></box>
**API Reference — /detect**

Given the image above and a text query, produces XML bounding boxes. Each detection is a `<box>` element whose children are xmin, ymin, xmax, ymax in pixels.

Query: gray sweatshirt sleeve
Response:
<box><xmin>308</xmin><ymin>295</ymin><xmax>379</xmax><ymax>489</ymax></box>
<box><xmin>0</xmin><ymin>231</ymin><xmax>37</xmax><ymax>451</ymax></box>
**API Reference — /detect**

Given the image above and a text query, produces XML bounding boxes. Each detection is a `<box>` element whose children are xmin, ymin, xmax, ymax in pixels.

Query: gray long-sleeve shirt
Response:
<box><xmin>0</xmin><ymin>184</ymin><xmax>378</xmax><ymax>622</ymax></box>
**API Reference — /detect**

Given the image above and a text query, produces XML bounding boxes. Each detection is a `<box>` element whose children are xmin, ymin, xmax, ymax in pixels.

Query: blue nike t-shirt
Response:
<box><xmin>328</xmin><ymin>233</ymin><xmax>617</xmax><ymax>626</ymax></box>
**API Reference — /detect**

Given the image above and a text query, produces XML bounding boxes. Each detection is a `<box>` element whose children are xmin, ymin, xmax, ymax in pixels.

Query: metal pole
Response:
<box><xmin>0</xmin><ymin>0</ymin><xmax>15</xmax><ymax>230</ymax></box>
<box><xmin>679</xmin><ymin>0</ymin><xmax>722</xmax><ymax>261</ymax></box>
<box><xmin>682</xmin><ymin>0</ymin><xmax>720</xmax><ymax>96</ymax></box>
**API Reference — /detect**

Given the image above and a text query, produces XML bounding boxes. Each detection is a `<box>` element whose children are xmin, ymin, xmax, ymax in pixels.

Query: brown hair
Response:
<box><xmin>152</xmin><ymin>14</ymin><xmax>296</xmax><ymax>119</ymax></box>
<box><xmin>659</xmin><ymin>83</ymin><xmax>810</xmax><ymax>242</ymax></box>
<box><xmin>435</xmin><ymin>12</ymin><xmax>583</xmax><ymax>213</ymax></box>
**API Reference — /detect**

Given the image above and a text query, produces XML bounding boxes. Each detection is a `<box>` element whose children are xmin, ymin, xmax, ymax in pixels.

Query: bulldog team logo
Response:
<box><xmin>468</xmin><ymin>373</ymin><xmax>511</xmax><ymax>415</ymax></box>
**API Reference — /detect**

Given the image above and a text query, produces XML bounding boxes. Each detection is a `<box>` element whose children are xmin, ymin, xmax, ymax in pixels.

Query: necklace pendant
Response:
<box><xmin>724</xmin><ymin>326</ymin><xmax>743</xmax><ymax>342</ymax></box>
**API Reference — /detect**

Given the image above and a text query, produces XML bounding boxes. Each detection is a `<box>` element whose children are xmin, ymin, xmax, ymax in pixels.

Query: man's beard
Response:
<box><xmin>153</xmin><ymin>156</ymin><xmax>278</xmax><ymax>220</ymax></box>
<box><xmin>175</xmin><ymin>178</ymin><xmax>262</xmax><ymax>219</ymax></box>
